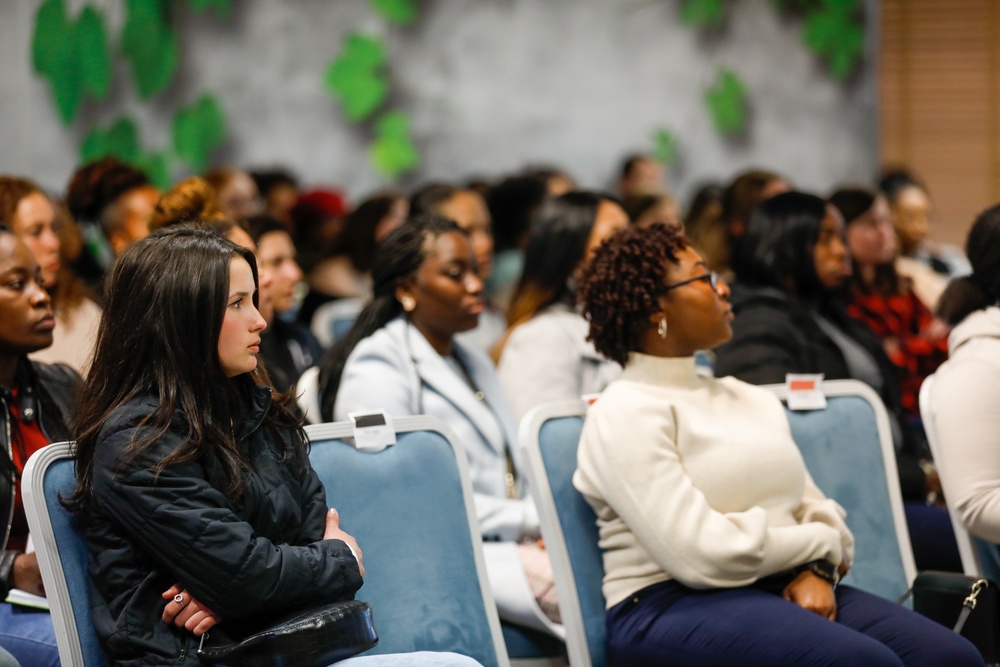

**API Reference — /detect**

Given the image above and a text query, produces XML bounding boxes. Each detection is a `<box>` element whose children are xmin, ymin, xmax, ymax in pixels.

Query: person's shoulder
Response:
<box><xmin>32</xmin><ymin>360</ymin><xmax>82</xmax><ymax>388</ymax></box>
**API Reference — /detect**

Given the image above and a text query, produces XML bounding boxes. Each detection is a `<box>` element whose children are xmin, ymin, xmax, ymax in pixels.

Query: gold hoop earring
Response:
<box><xmin>401</xmin><ymin>296</ymin><xmax>416</xmax><ymax>312</ymax></box>
<box><xmin>657</xmin><ymin>317</ymin><xmax>668</xmax><ymax>340</ymax></box>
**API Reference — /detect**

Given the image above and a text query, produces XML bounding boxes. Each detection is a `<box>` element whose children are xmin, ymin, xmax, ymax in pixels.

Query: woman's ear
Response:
<box><xmin>396</xmin><ymin>280</ymin><xmax>417</xmax><ymax>313</ymax></box>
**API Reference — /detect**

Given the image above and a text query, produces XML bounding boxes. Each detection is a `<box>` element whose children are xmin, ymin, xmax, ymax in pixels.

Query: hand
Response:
<box><xmin>324</xmin><ymin>508</ymin><xmax>364</xmax><ymax>577</ymax></box>
<box><xmin>161</xmin><ymin>585</ymin><xmax>220</xmax><ymax>637</ymax></box>
<box><xmin>12</xmin><ymin>553</ymin><xmax>45</xmax><ymax>597</ymax></box>
<box><xmin>783</xmin><ymin>571</ymin><xmax>837</xmax><ymax>621</ymax></box>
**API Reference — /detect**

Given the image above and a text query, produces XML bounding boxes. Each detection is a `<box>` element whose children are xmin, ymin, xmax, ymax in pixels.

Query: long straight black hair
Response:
<box><xmin>70</xmin><ymin>225</ymin><xmax>304</xmax><ymax>512</ymax></box>
<box><xmin>937</xmin><ymin>204</ymin><xmax>1000</xmax><ymax>325</ymax></box>
<box><xmin>316</xmin><ymin>215</ymin><xmax>465</xmax><ymax>421</ymax></box>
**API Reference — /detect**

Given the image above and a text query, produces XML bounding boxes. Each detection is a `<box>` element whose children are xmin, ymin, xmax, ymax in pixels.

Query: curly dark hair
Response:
<box><xmin>578</xmin><ymin>223</ymin><xmax>687</xmax><ymax>365</ymax></box>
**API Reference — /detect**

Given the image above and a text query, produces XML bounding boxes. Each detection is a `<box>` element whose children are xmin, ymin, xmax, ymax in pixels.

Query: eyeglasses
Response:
<box><xmin>663</xmin><ymin>271</ymin><xmax>720</xmax><ymax>293</ymax></box>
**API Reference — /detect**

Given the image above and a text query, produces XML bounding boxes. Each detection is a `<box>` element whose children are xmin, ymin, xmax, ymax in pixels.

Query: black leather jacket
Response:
<box><xmin>85</xmin><ymin>385</ymin><xmax>362</xmax><ymax>666</ymax></box>
<box><xmin>0</xmin><ymin>359</ymin><xmax>81</xmax><ymax>595</ymax></box>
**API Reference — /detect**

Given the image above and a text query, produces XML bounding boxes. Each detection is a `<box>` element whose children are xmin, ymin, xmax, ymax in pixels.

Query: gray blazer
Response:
<box><xmin>334</xmin><ymin>316</ymin><xmax>539</xmax><ymax>541</ymax></box>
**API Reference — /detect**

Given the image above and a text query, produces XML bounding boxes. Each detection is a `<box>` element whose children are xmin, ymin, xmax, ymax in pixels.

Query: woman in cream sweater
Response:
<box><xmin>573</xmin><ymin>223</ymin><xmax>981</xmax><ymax>666</ymax></box>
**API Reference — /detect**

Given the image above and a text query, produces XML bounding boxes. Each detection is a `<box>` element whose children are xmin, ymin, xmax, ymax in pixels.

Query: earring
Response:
<box><xmin>657</xmin><ymin>317</ymin><xmax>668</xmax><ymax>340</ymax></box>
<box><xmin>400</xmin><ymin>295</ymin><xmax>416</xmax><ymax>312</ymax></box>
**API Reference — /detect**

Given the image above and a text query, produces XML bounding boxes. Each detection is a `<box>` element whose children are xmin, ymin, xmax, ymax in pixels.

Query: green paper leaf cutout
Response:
<box><xmin>324</xmin><ymin>33</ymin><xmax>388</xmax><ymax>121</ymax></box>
<box><xmin>172</xmin><ymin>94</ymin><xmax>227</xmax><ymax>172</ymax></box>
<box><xmin>121</xmin><ymin>0</ymin><xmax>179</xmax><ymax>99</ymax></box>
<box><xmin>80</xmin><ymin>117</ymin><xmax>142</xmax><ymax>164</ymax></box>
<box><xmin>32</xmin><ymin>0</ymin><xmax>82</xmax><ymax>124</ymax></box>
<box><xmin>680</xmin><ymin>0</ymin><xmax>728</xmax><ymax>27</ymax></box>
<box><xmin>803</xmin><ymin>0</ymin><xmax>864</xmax><ymax>79</ymax></box>
<box><xmin>135</xmin><ymin>151</ymin><xmax>173</xmax><ymax>190</ymax></box>
<box><xmin>371</xmin><ymin>0</ymin><xmax>418</xmax><ymax>25</ymax></box>
<box><xmin>188</xmin><ymin>0</ymin><xmax>232</xmax><ymax>17</ymax></box>
<box><xmin>371</xmin><ymin>111</ymin><xmax>419</xmax><ymax>178</ymax></box>
<box><xmin>77</xmin><ymin>6</ymin><xmax>111</xmax><ymax>100</ymax></box>
<box><xmin>704</xmin><ymin>68</ymin><xmax>748</xmax><ymax>135</ymax></box>
<box><xmin>652</xmin><ymin>129</ymin><xmax>677</xmax><ymax>166</ymax></box>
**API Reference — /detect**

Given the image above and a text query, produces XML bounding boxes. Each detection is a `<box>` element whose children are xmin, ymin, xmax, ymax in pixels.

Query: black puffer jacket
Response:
<box><xmin>0</xmin><ymin>360</ymin><xmax>80</xmax><ymax>595</ymax></box>
<box><xmin>714</xmin><ymin>284</ymin><xmax>929</xmax><ymax>501</ymax></box>
<box><xmin>85</xmin><ymin>386</ymin><xmax>362</xmax><ymax>666</ymax></box>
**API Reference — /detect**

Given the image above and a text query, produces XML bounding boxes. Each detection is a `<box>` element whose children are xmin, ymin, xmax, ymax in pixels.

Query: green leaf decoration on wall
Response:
<box><xmin>77</xmin><ymin>6</ymin><xmax>112</xmax><ymax>100</ymax></box>
<box><xmin>188</xmin><ymin>0</ymin><xmax>232</xmax><ymax>17</ymax></box>
<box><xmin>31</xmin><ymin>0</ymin><xmax>112</xmax><ymax>124</ymax></box>
<box><xmin>652</xmin><ymin>129</ymin><xmax>677</xmax><ymax>166</ymax></box>
<box><xmin>705</xmin><ymin>68</ymin><xmax>748</xmax><ymax>135</ymax></box>
<box><xmin>371</xmin><ymin>111</ymin><xmax>418</xmax><ymax>178</ymax></box>
<box><xmin>135</xmin><ymin>151</ymin><xmax>173</xmax><ymax>190</ymax></box>
<box><xmin>371</xmin><ymin>0</ymin><xmax>418</xmax><ymax>25</ymax></box>
<box><xmin>324</xmin><ymin>33</ymin><xmax>388</xmax><ymax>121</ymax></box>
<box><xmin>80</xmin><ymin>116</ymin><xmax>142</xmax><ymax>164</ymax></box>
<box><xmin>122</xmin><ymin>0</ymin><xmax>179</xmax><ymax>99</ymax></box>
<box><xmin>803</xmin><ymin>0</ymin><xmax>864</xmax><ymax>79</ymax></box>
<box><xmin>680</xmin><ymin>0</ymin><xmax>728</xmax><ymax>27</ymax></box>
<box><xmin>172</xmin><ymin>94</ymin><xmax>227</xmax><ymax>172</ymax></box>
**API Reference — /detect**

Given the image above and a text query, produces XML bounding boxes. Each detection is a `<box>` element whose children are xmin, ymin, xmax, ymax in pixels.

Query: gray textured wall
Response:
<box><xmin>0</xmin><ymin>0</ymin><xmax>877</xmax><ymax>205</ymax></box>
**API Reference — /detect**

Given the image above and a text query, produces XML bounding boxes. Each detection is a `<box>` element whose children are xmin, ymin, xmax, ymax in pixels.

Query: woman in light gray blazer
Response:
<box><xmin>315</xmin><ymin>215</ymin><xmax>561</xmax><ymax>634</ymax></box>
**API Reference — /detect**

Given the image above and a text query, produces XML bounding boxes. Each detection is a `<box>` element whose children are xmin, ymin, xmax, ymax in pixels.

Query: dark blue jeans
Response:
<box><xmin>607</xmin><ymin>578</ymin><xmax>984</xmax><ymax>667</ymax></box>
<box><xmin>0</xmin><ymin>603</ymin><xmax>58</xmax><ymax>667</ymax></box>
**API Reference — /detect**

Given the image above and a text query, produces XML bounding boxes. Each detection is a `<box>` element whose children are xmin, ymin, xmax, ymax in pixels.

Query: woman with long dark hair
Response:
<box><xmin>495</xmin><ymin>192</ymin><xmax>627</xmax><ymax>421</ymax></box>
<box><xmin>316</xmin><ymin>215</ymin><xmax>561</xmax><ymax>634</ymax></box>
<box><xmin>574</xmin><ymin>222</ymin><xmax>982</xmax><ymax>666</ymax></box>
<box><xmin>0</xmin><ymin>224</ymin><xmax>80</xmax><ymax>667</ymax></box>
<box><xmin>931</xmin><ymin>204</ymin><xmax>1000</xmax><ymax>578</ymax></box>
<box><xmin>70</xmin><ymin>225</ymin><xmax>476</xmax><ymax>666</ymax></box>
<box><xmin>715</xmin><ymin>191</ymin><xmax>960</xmax><ymax>573</ymax></box>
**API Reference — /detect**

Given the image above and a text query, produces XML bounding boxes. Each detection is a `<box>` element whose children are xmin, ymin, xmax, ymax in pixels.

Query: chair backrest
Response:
<box><xmin>766</xmin><ymin>379</ymin><xmax>917</xmax><ymax>600</ymax></box>
<box><xmin>310</xmin><ymin>297</ymin><xmax>366</xmax><ymax>349</ymax></box>
<box><xmin>519</xmin><ymin>399</ymin><xmax>603</xmax><ymax>667</ymax></box>
<box><xmin>919</xmin><ymin>374</ymin><xmax>983</xmax><ymax>576</ymax></box>
<box><xmin>305</xmin><ymin>417</ymin><xmax>510</xmax><ymax>667</ymax></box>
<box><xmin>22</xmin><ymin>442</ymin><xmax>109</xmax><ymax>667</ymax></box>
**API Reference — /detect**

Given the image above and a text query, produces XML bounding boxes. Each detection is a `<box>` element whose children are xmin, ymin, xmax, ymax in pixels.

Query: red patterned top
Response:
<box><xmin>847</xmin><ymin>288</ymin><xmax>949</xmax><ymax>416</ymax></box>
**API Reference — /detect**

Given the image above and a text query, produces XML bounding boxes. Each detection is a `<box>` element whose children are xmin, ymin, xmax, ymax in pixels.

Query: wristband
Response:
<box><xmin>801</xmin><ymin>559</ymin><xmax>839</xmax><ymax>586</ymax></box>
<box><xmin>0</xmin><ymin>550</ymin><xmax>22</xmax><ymax>598</ymax></box>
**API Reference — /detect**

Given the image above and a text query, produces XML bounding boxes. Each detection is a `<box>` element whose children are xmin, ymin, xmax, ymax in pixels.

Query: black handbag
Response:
<box><xmin>903</xmin><ymin>571</ymin><xmax>1000</xmax><ymax>666</ymax></box>
<box><xmin>197</xmin><ymin>599</ymin><xmax>379</xmax><ymax>667</ymax></box>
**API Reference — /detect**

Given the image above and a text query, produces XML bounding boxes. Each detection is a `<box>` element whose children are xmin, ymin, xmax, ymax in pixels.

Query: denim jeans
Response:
<box><xmin>0</xmin><ymin>603</ymin><xmax>58</xmax><ymax>667</ymax></box>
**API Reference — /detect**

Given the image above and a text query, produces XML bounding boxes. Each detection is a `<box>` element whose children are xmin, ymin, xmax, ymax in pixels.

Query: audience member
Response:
<box><xmin>247</xmin><ymin>215</ymin><xmax>322</xmax><ymax>392</ymax></box>
<box><xmin>682</xmin><ymin>182</ymin><xmax>727</xmax><ymax>274</ymax></box>
<box><xmin>830</xmin><ymin>187</ymin><xmax>949</xmax><ymax>418</ymax></box>
<box><xmin>714</xmin><ymin>191</ymin><xmax>960</xmax><ymax>572</ymax></box>
<box><xmin>65</xmin><ymin>158</ymin><xmax>159</xmax><ymax>293</ymax></box>
<box><xmin>0</xmin><ymin>176</ymin><xmax>101</xmax><ymax>373</ymax></box>
<box><xmin>0</xmin><ymin>224</ymin><xmax>81</xmax><ymax>667</ymax></box>
<box><xmin>485</xmin><ymin>174</ymin><xmax>550</xmax><ymax>310</ymax></box>
<box><xmin>250</xmin><ymin>167</ymin><xmax>299</xmax><ymax>226</ymax></box>
<box><xmin>203</xmin><ymin>166</ymin><xmax>262</xmax><ymax>222</ymax></box>
<box><xmin>67</xmin><ymin>225</ymin><xmax>476</xmax><ymax>667</ymax></box>
<box><xmin>316</xmin><ymin>216</ymin><xmax>560</xmax><ymax>632</ymax></box>
<box><xmin>521</xmin><ymin>165</ymin><xmax>576</xmax><ymax>197</ymax></box>
<box><xmin>616</xmin><ymin>153</ymin><xmax>664</xmax><ymax>199</ymax></box>
<box><xmin>621</xmin><ymin>191</ymin><xmax>681</xmax><ymax>230</ymax></box>
<box><xmin>718</xmin><ymin>168</ymin><xmax>791</xmax><ymax>279</ymax></box>
<box><xmin>932</xmin><ymin>204</ymin><xmax>1000</xmax><ymax>579</ymax></box>
<box><xmin>289</xmin><ymin>188</ymin><xmax>350</xmax><ymax>277</ymax></box>
<box><xmin>496</xmin><ymin>192</ymin><xmax>628</xmax><ymax>420</ymax></box>
<box><xmin>880</xmin><ymin>169</ymin><xmax>970</xmax><ymax>309</ymax></box>
<box><xmin>411</xmin><ymin>183</ymin><xmax>506</xmax><ymax>354</ymax></box>
<box><xmin>573</xmin><ymin>221</ymin><xmax>983</xmax><ymax>667</ymax></box>
<box><xmin>148</xmin><ymin>177</ymin><xmax>256</xmax><ymax>249</ymax></box>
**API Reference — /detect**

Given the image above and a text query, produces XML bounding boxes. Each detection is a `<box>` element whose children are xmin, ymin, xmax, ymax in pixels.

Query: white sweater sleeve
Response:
<box><xmin>580</xmin><ymin>400</ymin><xmax>844</xmax><ymax>589</ymax></box>
<box><xmin>933</xmin><ymin>356</ymin><xmax>1000</xmax><ymax>542</ymax></box>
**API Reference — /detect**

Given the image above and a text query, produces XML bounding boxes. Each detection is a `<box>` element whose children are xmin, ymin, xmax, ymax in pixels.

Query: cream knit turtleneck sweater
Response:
<box><xmin>574</xmin><ymin>352</ymin><xmax>854</xmax><ymax>608</ymax></box>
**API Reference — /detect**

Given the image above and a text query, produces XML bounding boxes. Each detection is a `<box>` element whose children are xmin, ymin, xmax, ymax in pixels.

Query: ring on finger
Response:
<box><xmin>174</xmin><ymin>593</ymin><xmax>186</xmax><ymax>606</ymax></box>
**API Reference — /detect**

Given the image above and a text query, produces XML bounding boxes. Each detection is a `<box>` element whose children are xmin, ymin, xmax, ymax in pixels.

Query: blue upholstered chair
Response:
<box><xmin>305</xmin><ymin>417</ymin><xmax>511</xmax><ymax>667</ymax></box>
<box><xmin>22</xmin><ymin>442</ymin><xmax>109</xmax><ymax>667</ymax></box>
<box><xmin>519</xmin><ymin>399</ymin><xmax>603</xmax><ymax>667</ymax></box>
<box><xmin>310</xmin><ymin>297</ymin><xmax>365</xmax><ymax>349</ymax></box>
<box><xmin>920</xmin><ymin>375</ymin><xmax>1000</xmax><ymax>578</ymax></box>
<box><xmin>766</xmin><ymin>379</ymin><xmax>917</xmax><ymax>600</ymax></box>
